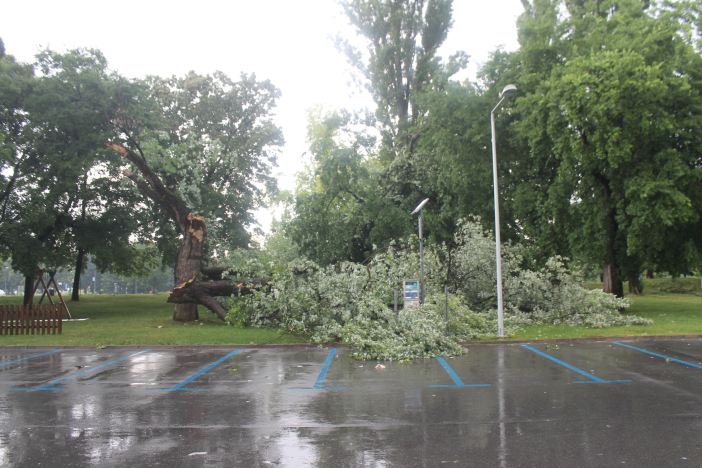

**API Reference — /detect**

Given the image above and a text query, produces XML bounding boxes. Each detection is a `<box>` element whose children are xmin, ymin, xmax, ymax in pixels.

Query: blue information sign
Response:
<box><xmin>403</xmin><ymin>279</ymin><xmax>419</xmax><ymax>307</ymax></box>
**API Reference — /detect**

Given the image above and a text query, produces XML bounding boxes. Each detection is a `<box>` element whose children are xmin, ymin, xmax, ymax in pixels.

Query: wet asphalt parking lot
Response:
<box><xmin>0</xmin><ymin>338</ymin><xmax>701</xmax><ymax>467</ymax></box>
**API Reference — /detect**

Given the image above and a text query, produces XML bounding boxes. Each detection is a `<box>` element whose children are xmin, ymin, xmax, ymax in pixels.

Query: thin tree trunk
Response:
<box><xmin>628</xmin><ymin>271</ymin><xmax>642</xmax><ymax>295</ymax></box>
<box><xmin>23</xmin><ymin>275</ymin><xmax>34</xmax><ymax>306</ymax></box>
<box><xmin>71</xmin><ymin>249</ymin><xmax>85</xmax><ymax>301</ymax></box>
<box><xmin>646</xmin><ymin>270</ymin><xmax>654</xmax><ymax>279</ymax></box>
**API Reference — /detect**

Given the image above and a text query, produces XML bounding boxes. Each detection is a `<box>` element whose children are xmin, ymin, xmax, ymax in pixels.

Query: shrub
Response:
<box><xmin>450</xmin><ymin>220</ymin><xmax>651</xmax><ymax>328</ymax></box>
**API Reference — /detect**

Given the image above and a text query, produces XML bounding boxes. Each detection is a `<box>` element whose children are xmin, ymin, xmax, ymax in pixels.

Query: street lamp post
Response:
<box><xmin>411</xmin><ymin>198</ymin><xmax>430</xmax><ymax>305</ymax></box>
<box><xmin>490</xmin><ymin>84</ymin><xmax>517</xmax><ymax>338</ymax></box>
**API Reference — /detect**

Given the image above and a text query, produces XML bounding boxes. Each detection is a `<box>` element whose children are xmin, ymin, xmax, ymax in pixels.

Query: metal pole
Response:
<box><xmin>418</xmin><ymin>211</ymin><xmax>425</xmax><ymax>305</ymax></box>
<box><xmin>444</xmin><ymin>285</ymin><xmax>449</xmax><ymax>332</ymax></box>
<box><xmin>491</xmin><ymin>100</ymin><xmax>506</xmax><ymax>338</ymax></box>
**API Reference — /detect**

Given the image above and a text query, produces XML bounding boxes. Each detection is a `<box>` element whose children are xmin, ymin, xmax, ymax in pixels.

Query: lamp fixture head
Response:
<box><xmin>411</xmin><ymin>198</ymin><xmax>430</xmax><ymax>215</ymax></box>
<box><xmin>499</xmin><ymin>84</ymin><xmax>517</xmax><ymax>98</ymax></box>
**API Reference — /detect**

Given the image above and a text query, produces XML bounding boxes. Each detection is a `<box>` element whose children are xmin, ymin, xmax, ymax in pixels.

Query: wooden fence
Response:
<box><xmin>0</xmin><ymin>304</ymin><xmax>64</xmax><ymax>335</ymax></box>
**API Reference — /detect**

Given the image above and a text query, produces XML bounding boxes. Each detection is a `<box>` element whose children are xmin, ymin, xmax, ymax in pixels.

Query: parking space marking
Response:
<box><xmin>613</xmin><ymin>342</ymin><xmax>702</xmax><ymax>369</ymax></box>
<box><xmin>430</xmin><ymin>356</ymin><xmax>492</xmax><ymax>389</ymax></box>
<box><xmin>0</xmin><ymin>349</ymin><xmax>62</xmax><ymax>370</ymax></box>
<box><xmin>314</xmin><ymin>348</ymin><xmax>337</xmax><ymax>389</ymax></box>
<box><xmin>521</xmin><ymin>344</ymin><xmax>630</xmax><ymax>384</ymax></box>
<box><xmin>290</xmin><ymin>348</ymin><xmax>344</xmax><ymax>391</ymax></box>
<box><xmin>157</xmin><ymin>349</ymin><xmax>241</xmax><ymax>391</ymax></box>
<box><xmin>15</xmin><ymin>350</ymin><xmax>151</xmax><ymax>391</ymax></box>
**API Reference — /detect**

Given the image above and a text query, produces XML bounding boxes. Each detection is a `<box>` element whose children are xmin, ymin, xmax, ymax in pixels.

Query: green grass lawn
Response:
<box><xmin>0</xmin><ymin>294</ymin><xmax>304</xmax><ymax>346</ymax></box>
<box><xmin>1</xmin><ymin>290</ymin><xmax>699</xmax><ymax>346</ymax></box>
<box><xmin>512</xmin><ymin>293</ymin><xmax>702</xmax><ymax>340</ymax></box>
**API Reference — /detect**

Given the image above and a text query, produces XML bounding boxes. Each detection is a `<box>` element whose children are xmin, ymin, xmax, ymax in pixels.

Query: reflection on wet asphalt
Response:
<box><xmin>0</xmin><ymin>339</ymin><xmax>701</xmax><ymax>467</ymax></box>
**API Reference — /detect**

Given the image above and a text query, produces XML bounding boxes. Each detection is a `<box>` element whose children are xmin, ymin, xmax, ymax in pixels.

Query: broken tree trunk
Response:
<box><xmin>108</xmin><ymin>141</ymin><xmax>231</xmax><ymax>322</ymax></box>
<box><xmin>172</xmin><ymin>213</ymin><xmax>206</xmax><ymax>321</ymax></box>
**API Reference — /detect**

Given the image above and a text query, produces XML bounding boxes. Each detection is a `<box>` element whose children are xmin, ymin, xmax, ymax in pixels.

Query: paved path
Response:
<box><xmin>0</xmin><ymin>338</ymin><xmax>701</xmax><ymax>467</ymax></box>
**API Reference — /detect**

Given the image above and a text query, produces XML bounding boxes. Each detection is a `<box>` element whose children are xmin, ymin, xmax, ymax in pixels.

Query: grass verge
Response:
<box><xmin>0</xmin><ymin>292</ymin><xmax>699</xmax><ymax>346</ymax></box>
<box><xmin>512</xmin><ymin>293</ymin><xmax>702</xmax><ymax>340</ymax></box>
<box><xmin>0</xmin><ymin>294</ymin><xmax>304</xmax><ymax>346</ymax></box>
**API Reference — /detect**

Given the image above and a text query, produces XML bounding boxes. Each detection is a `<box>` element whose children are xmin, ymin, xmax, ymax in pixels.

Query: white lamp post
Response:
<box><xmin>490</xmin><ymin>84</ymin><xmax>517</xmax><ymax>338</ymax></box>
<box><xmin>411</xmin><ymin>198</ymin><xmax>430</xmax><ymax>304</ymax></box>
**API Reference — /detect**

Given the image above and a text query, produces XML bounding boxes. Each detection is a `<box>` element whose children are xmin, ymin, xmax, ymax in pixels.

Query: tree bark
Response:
<box><xmin>71</xmin><ymin>249</ymin><xmax>85</xmax><ymax>301</ymax></box>
<box><xmin>627</xmin><ymin>271</ymin><xmax>643</xmax><ymax>295</ymax></box>
<box><xmin>602</xmin><ymin>263</ymin><xmax>624</xmax><ymax>297</ymax></box>
<box><xmin>646</xmin><ymin>270</ymin><xmax>654</xmax><ymax>279</ymax></box>
<box><xmin>168</xmin><ymin>278</ymin><xmax>271</xmax><ymax>321</ymax></box>
<box><xmin>596</xmin><ymin>171</ymin><xmax>624</xmax><ymax>297</ymax></box>
<box><xmin>23</xmin><ymin>275</ymin><xmax>33</xmax><ymax>306</ymax></box>
<box><xmin>172</xmin><ymin>213</ymin><xmax>206</xmax><ymax>321</ymax></box>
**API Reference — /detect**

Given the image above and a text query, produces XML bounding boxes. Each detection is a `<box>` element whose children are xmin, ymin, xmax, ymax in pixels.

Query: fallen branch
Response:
<box><xmin>167</xmin><ymin>278</ymin><xmax>271</xmax><ymax>321</ymax></box>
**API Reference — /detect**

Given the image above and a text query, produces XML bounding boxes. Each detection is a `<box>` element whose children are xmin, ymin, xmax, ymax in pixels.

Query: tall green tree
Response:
<box><xmin>0</xmin><ymin>45</ymin><xmax>152</xmax><ymax>303</ymax></box>
<box><xmin>510</xmin><ymin>0</ymin><xmax>702</xmax><ymax>294</ymax></box>
<box><xmin>341</xmin><ymin>0</ymin><xmax>466</xmax><ymax>199</ymax></box>
<box><xmin>291</xmin><ymin>0</ymin><xmax>466</xmax><ymax>265</ymax></box>
<box><xmin>341</xmin><ymin>0</ymin><xmax>463</xmax><ymax>151</ymax></box>
<box><xmin>289</xmin><ymin>111</ymin><xmax>410</xmax><ymax>264</ymax></box>
<box><xmin>32</xmin><ymin>49</ymin><xmax>148</xmax><ymax>302</ymax></box>
<box><xmin>0</xmin><ymin>40</ymin><xmax>35</xmax><ymax>261</ymax></box>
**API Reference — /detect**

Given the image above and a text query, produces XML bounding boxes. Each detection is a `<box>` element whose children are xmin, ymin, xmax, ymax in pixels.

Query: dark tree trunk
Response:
<box><xmin>627</xmin><ymin>271</ymin><xmax>643</xmax><ymax>295</ymax></box>
<box><xmin>71</xmin><ymin>249</ymin><xmax>85</xmax><ymax>301</ymax></box>
<box><xmin>602</xmin><ymin>263</ymin><xmax>624</xmax><ymax>297</ymax></box>
<box><xmin>596</xmin><ymin>172</ymin><xmax>624</xmax><ymax>298</ymax></box>
<box><xmin>23</xmin><ymin>275</ymin><xmax>34</xmax><ymax>306</ymax></box>
<box><xmin>646</xmin><ymin>270</ymin><xmax>654</xmax><ymax>279</ymax></box>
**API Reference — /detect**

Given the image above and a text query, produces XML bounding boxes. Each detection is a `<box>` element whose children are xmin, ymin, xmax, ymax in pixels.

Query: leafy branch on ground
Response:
<box><xmin>226</xmin><ymin>220</ymin><xmax>650</xmax><ymax>361</ymax></box>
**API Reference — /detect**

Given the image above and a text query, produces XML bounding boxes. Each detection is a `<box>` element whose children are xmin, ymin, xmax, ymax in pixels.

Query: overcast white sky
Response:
<box><xmin>1</xmin><ymin>0</ymin><xmax>523</xmax><ymax>232</ymax></box>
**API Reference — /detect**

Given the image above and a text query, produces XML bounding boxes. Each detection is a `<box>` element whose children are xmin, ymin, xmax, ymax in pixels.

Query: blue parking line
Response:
<box><xmin>431</xmin><ymin>356</ymin><xmax>491</xmax><ymax>388</ymax></box>
<box><xmin>613</xmin><ymin>342</ymin><xmax>702</xmax><ymax>369</ymax></box>
<box><xmin>289</xmin><ymin>348</ymin><xmax>344</xmax><ymax>392</ymax></box>
<box><xmin>314</xmin><ymin>348</ymin><xmax>337</xmax><ymax>389</ymax></box>
<box><xmin>522</xmin><ymin>344</ymin><xmax>630</xmax><ymax>384</ymax></box>
<box><xmin>0</xmin><ymin>349</ymin><xmax>62</xmax><ymax>369</ymax></box>
<box><xmin>158</xmin><ymin>349</ymin><xmax>241</xmax><ymax>391</ymax></box>
<box><xmin>15</xmin><ymin>349</ymin><xmax>151</xmax><ymax>391</ymax></box>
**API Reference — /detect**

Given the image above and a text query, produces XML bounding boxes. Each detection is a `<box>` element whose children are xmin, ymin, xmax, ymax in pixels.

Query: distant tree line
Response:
<box><xmin>0</xmin><ymin>259</ymin><xmax>174</xmax><ymax>296</ymax></box>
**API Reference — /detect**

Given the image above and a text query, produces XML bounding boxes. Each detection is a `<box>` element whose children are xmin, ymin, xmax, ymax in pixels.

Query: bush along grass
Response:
<box><xmin>512</xmin><ymin>293</ymin><xmax>702</xmax><ymax>340</ymax></box>
<box><xmin>635</xmin><ymin>276</ymin><xmax>701</xmax><ymax>295</ymax></box>
<box><xmin>228</xmin><ymin>219</ymin><xmax>650</xmax><ymax>361</ymax></box>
